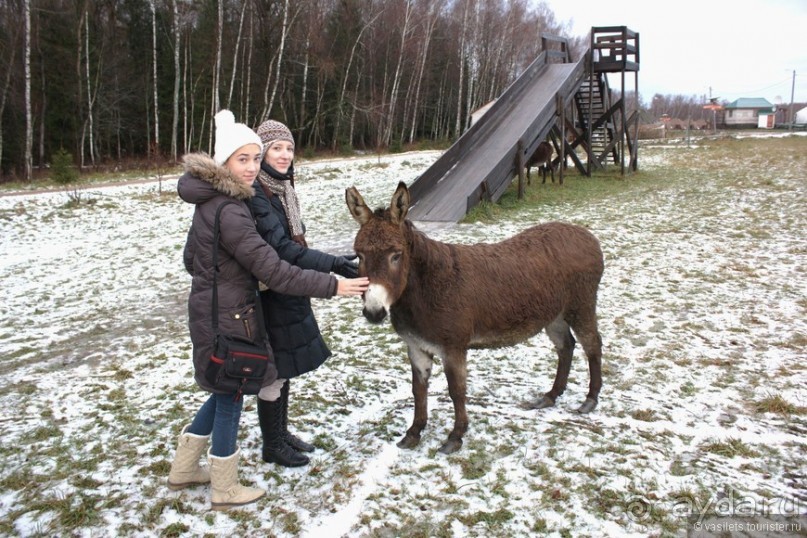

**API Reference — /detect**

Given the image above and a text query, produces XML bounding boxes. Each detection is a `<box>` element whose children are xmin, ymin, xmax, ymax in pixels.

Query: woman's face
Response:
<box><xmin>225</xmin><ymin>144</ymin><xmax>262</xmax><ymax>185</ymax></box>
<box><xmin>263</xmin><ymin>140</ymin><xmax>295</xmax><ymax>174</ymax></box>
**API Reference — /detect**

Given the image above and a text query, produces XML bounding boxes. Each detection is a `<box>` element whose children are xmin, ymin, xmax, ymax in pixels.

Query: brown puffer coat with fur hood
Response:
<box><xmin>178</xmin><ymin>153</ymin><xmax>337</xmax><ymax>393</ymax></box>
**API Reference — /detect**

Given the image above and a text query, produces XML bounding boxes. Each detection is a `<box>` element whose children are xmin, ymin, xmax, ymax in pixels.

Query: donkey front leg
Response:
<box><xmin>397</xmin><ymin>346</ymin><xmax>433</xmax><ymax>450</ymax></box>
<box><xmin>438</xmin><ymin>349</ymin><xmax>469</xmax><ymax>454</ymax></box>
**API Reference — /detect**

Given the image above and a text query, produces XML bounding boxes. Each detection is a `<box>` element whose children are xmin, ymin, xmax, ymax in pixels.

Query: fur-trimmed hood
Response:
<box><xmin>178</xmin><ymin>152</ymin><xmax>255</xmax><ymax>204</ymax></box>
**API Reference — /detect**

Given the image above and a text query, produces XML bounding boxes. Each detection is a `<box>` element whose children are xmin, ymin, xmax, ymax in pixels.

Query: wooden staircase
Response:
<box><xmin>575</xmin><ymin>74</ymin><xmax>618</xmax><ymax>165</ymax></box>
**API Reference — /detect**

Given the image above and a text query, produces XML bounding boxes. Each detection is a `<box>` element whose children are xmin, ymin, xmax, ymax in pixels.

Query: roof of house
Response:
<box><xmin>725</xmin><ymin>98</ymin><xmax>774</xmax><ymax>110</ymax></box>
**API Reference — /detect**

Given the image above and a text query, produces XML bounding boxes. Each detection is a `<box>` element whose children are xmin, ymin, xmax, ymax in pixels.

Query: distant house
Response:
<box><xmin>795</xmin><ymin>106</ymin><xmax>807</xmax><ymax>126</ymax></box>
<box><xmin>723</xmin><ymin>98</ymin><xmax>775</xmax><ymax>128</ymax></box>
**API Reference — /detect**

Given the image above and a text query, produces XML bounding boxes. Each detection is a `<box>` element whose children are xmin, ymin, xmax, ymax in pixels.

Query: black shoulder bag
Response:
<box><xmin>204</xmin><ymin>201</ymin><xmax>275</xmax><ymax>401</ymax></box>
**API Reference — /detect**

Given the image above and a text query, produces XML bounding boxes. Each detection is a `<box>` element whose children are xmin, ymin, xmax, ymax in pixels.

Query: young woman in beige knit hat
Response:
<box><xmin>250</xmin><ymin>119</ymin><xmax>360</xmax><ymax>467</ymax></box>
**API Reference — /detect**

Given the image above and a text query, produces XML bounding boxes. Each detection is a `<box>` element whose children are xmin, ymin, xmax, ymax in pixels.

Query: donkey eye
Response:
<box><xmin>390</xmin><ymin>252</ymin><xmax>402</xmax><ymax>264</ymax></box>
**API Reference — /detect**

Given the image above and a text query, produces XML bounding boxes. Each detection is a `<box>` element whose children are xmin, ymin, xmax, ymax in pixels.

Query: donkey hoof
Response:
<box><xmin>438</xmin><ymin>439</ymin><xmax>462</xmax><ymax>454</ymax></box>
<box><xmin>396</xmin><ymin>434</ymin><xmax>420</xmax><ymax>450</ymax></box>
<box><xmin>576</xmin><ymin>398</ymin><xmax>598</xmax><ymax>414</ymax></box>
<box><xmin>526</xmin><ymin>395</ymin><xmax>556</xmax><ymax>410</ymax></box>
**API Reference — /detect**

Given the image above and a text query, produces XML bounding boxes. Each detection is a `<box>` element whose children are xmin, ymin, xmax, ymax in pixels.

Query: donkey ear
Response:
<box><xmin>390</xmin><ymin>182</ymin><xmax>410</xmax><ymax>224</ymax></box>
<box><xmin>346</xmin><ymin>186</ymin><xmax>372</xmax><ymax>226</ymax></box>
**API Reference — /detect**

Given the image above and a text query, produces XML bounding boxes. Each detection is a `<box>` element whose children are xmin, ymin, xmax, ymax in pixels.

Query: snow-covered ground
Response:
<box><xmin>0</xmin><ymin>137</ymin><xmax>805</xmax><ymax>537</ymax></box>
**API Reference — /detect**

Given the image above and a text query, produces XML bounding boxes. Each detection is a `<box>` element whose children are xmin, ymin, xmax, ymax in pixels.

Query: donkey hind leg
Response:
<box><xmin>570</xmin><ymin>311</ymin><xmax>603</xmax><ymax>414</ymax></box>
<box><xmin>528</xmin><ymin>317</ymin><xmax>576</xmax><ymax>410</ymax></box>
<box><xmin>398</xmin><ymin>346</ymin><xmax>433</xmax><ymax>450</ymax></box>
<box><xmin>438</xmin><ymin>349</ymin><xmax>468</xmax><ymax>454</ymax></box>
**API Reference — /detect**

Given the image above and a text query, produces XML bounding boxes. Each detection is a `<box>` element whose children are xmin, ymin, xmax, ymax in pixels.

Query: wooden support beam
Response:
<box><xmin>516</xmin><ymin>139</ymin><xmax>525</xmax><ymax>198</ymax></box>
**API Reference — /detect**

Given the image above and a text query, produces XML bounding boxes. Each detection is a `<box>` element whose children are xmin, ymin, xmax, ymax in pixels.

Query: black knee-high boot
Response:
<box><xmin>258</xmin><ymin>397</ymin><xmax>309</xmax><ymax>467</ymax></box>
<box><xmin>281</xmin><ymin>380</ymin><xmax>315</xmax><ymax>453</ymax></box>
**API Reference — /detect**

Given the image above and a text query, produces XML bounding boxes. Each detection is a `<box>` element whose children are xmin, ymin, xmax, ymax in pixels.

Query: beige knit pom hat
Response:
<box><xmin>256</xmin><ymin>119</ymin><xmax>294</xmax><ymax>158</ymax></box>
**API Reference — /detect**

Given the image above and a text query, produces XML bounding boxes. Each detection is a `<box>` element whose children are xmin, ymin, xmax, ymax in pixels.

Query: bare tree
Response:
<box><xmin>171</xmin><ymin>0</ymin><xmax>180</xmax><ymax>161</ymax></box>
<box><xmin>382</xmin><ymin>0</ymin><xmax>413</xmax><ymax>147</ymax></box>
<box><xmin>84</xmin><ymin>8</ymin><xmax>95</xmax><ymax>166</ymax></box>
<box><xmin>408</xmin><ymin>0</ymin><xmax>442</xmax><ymax>143</ymax></box>
<box><xmin>243</xmin><ymin>3</ymin><xmax>254</xmax><ymax>121</ymax></box>
<box><xmin>454</xmin><ymin>0</ymin><xmax>470</xmax><ymax>137</ymax></box>
<box><xmin>24</xmin><ymin>0</ymin><xmax>32</xmax><ymax>180</ymax></box>
<box><xmin>210</xmin><ymin>0</ymin><xmax>223</xmax><ymax>153</ymax></box>
<box><xmin>226</xmin><ymin>0</ymin><xmax>247</xmax><ymax>109</ymax></box>
<box><xmin>150</xmin><ymin>0</ymin><xmax>159</xmax><ymax>158</ymax></box>
<box><xmin>260</xmin><ymin>0</ymin><xmax>294</xmax><ymax>122</ymax></box>
<box><xmin>333</xmin><ymin>9</ymin><xmax>382</xmax><ymax>150</ymax></box>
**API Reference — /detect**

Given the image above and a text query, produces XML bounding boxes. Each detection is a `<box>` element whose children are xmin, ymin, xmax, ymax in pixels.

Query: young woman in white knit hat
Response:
<box><xmin>250</xmin><ymin>119</ymin><xmax>360</xmax><ymax>467</ymax></box>
<box><xmin>167</xmin><ymin>110</ymin><xmax>368</xmax><ymax>510</ymax></box>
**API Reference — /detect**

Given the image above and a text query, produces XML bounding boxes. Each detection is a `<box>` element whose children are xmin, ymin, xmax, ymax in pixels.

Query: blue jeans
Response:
<box><xmin>187</xmin><ymin>393</ymin><xmax>243</xmax><ymax>457</ymax></box>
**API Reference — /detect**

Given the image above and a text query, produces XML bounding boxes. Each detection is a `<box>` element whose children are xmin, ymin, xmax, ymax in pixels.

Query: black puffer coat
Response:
<box><xmin>250</xmin><ymin>182</ymin><xmax>341</xmax><ymax>378</ymax></box>
<box><xmin>178</xmin><ymin>153</ymin><xmax>338</xmax><ymax>393</ymax></box>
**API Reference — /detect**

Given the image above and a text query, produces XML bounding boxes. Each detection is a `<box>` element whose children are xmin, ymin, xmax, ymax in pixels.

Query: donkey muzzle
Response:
<box><xmin>362</xmin><ymin>306</ymin><xmax>388</xmax><ymax>324</ymax></box>
<box><xmin>362</xmin><ymin>283</ymin><xmax>391</xmax><ymax>324</ymax></box>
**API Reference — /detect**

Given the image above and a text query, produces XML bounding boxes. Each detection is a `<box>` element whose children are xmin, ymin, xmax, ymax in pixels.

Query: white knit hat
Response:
<box><xmin>213</xmin><ymin>109</ymin><xmax>263</xmax><ymax>165</ymax></box>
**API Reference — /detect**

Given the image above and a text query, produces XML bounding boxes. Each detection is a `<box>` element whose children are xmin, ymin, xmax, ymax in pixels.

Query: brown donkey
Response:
<box><xmin>526</xmin><ymin>141</ymin><xmax>555</xmax><ymax>184</ymax></box>
<box><xmin>346</xmin><ymin>182</ymin><xmax>604</xmax><ymax>454</ymax></box>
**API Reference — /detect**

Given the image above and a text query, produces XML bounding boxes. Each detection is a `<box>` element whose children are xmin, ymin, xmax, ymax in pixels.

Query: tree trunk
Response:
<box><xmin>171</xmin><ymin>0</ymin><xmax>180</xmax><ymax>161</ymax></box>
<box><xmin>261</xmin><ymin>0</ymin><xmax>291</xmax><ymax>122</ymax></box>
<box><xmin>244</xmin><ymin>4</ymin><xmax>254</xmax><ymax>122</ymax></box>
<box><xmin>454</xmin><ymin>0</ymin><xmax>470</xmax><ymax>138</ymax></box>
<box><xmin>298</xmin><ymin>32</ymin><xmax>309</xmax><ymax>143</ymax></box>
<box><xmin>150</xmin><ymin>0</ymin><xmax>159</xmax><ymax>159</ymax></box>
<box><xmin>333</xmin><ymin>11</ymin><xmax>381</xmax><ymax>151</ymax></box>
<box><xmin>383</xmin><ymin>0</ymin><xmax>413</xmax><ymax>147</ymax></box>
<box><xmin>408</xmin><ymin>0</ymin><xmax>440</xmax><ymax>144</ymax></box>
<box><xmin>24</xmin><ymin>0</ymin><xmax>32</xmax><ymax>180</ymax></box>
<box><xmin>85</xmin><ymin>9</ymin><xmax>95</xmax><ymax>166</ymax></box>
<box><xmin>210</xmin><ymin>0</ymin><xmax>223</xmax><ymax>154</ymax></box>
<box><xmin>226</xmin><ymin>1</ymin><xmax>247</xmax><ymax>109</ymax></box>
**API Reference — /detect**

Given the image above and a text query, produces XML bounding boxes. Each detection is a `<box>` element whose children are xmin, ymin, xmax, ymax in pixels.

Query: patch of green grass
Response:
<box><xmin>144</xmin><ymin>497</ymin><xmax>192</xmax><ymax>525</ymax></box>
<box><xmin>753</xmin><ymin>393</ymin><xmax>804</xmax><ymax>415</ymax></box>
<box><xmin>22</xmin><ymin>424</ymin><xmax>63</xmax><ymax>443</ymax></box>
<box><xmin>456</xmin><ymin>507</ymin><xmax>514</xmax><ymax>527</ymax></box>
<box><xmin>161</xmin><ymin>522</ymin><xmax>190</xmax><ymax>537</ymax></box>
<box><xmin>455</xmin><ymin>445</ymin><xmax>493</xmax><ymax>480</ymax></box>
<box><xmin>679</xmin><ymin>381</ymin><xmax>696</xmax><ymax>397</ymax></box>
<box><xmin>699</xmin><ymin>437</ymin><xmax>759</xmax><ymax>458</ymax></box>
<box><xmin>278</xmin><ymin>509</ymin><xmax>302</xmax><ymax>534</ymax></box>
<box><xmin>56</xmin><ymin>493</ymin><xmax>104</xmax><ymax>530</ymax></box>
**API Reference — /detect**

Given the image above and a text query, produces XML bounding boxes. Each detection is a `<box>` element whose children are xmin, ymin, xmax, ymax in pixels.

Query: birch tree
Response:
<box><xmin>333</xmin><ymin>9</ymin><xmax>381</xmax><ymax>151</ymax></box>
<box><xmin>226</xmin><ymin>1</ymin><xmax>247</xmax><ymax>109</ymax></box>
<box><xmin>260</xmin><ymin>0</ymin><xmax>292</xmax><ymax>122</ymax></box>
<box><xmin>382</xmin><ymin>0</ymin><xmax>413</xmax><ymax>147</ymax></box>
<box><xmin>210</xmin><ymin>0</ymin><xmax>223</xmax><ymax>153</ymax></box>
<box><xmin>171</xmin><ymin>0</ymin><xmax>180</xmax><ymax>160</ymax></box>
<box><xmin>24</xmin><ymin>0</ymin><xmax>32</xmax><ymax>180</ymax></box>
<box><xmin>454</xmin><ymin>0</ymin><xmax>470</xmax><ymax>137</ymax></box>
<box><xmin>406</xmin><ymin>0</ymin><xmax>442</xmax><ymax>143</ymax></box>
<box><xmin>150</xmin><ymin>0</ymin><xmax>159</xmax><ymax>157</ymax></box>
<box><xmin>85</xmin><ymin>9</ymin><xmax>96</xmax><ymax>166</ymax></box>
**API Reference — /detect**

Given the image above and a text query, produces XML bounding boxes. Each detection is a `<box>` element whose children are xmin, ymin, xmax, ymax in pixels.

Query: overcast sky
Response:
<box><xmin>539</xmin><ymin>0</ymin><xmax>807</xmax><ymax>106</ymax></box>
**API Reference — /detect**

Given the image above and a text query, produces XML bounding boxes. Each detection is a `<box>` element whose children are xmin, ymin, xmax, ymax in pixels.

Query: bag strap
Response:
<box><xmin>210</xmin><ymin>200</ymin><xmax>267</xmax><ymax>340</ymax></box>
